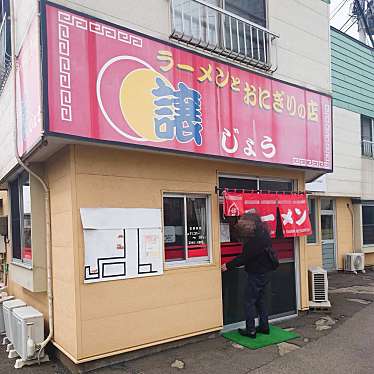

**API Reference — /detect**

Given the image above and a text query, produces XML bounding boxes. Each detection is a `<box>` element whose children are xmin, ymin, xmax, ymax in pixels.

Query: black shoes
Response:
<box><xmin>256</xmin><ymin>326</ymin><xmax>270</xmax><ymax>335</ymax></box>
<box><xmin>238</xmin><ymin>328</ymin><xmax>256</xmax><ymax>339</ymax></box>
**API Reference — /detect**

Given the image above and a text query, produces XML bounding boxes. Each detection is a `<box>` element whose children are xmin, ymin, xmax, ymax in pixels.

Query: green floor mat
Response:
<box><xmin>222</xmin><ymin>325</ymin><xmax>299</xmax><ymax>350</ymax></box>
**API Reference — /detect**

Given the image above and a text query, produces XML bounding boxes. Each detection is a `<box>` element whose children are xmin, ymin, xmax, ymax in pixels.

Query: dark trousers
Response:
<box><xmin>245</xmin><ymin>272</ymin><xmax>270</xmax><ymax>332</ymax></box>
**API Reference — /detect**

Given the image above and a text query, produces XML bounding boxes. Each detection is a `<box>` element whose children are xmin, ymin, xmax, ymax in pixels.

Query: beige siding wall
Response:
<box><xmin>46</xmin><ymin>147</ymin><xmax>79</xmax><ymax>358</ymax></box>
<box><xmin>365</xmin><ymin>253</ymin><xmax>374</xmax><ymax>266</ymax></box>
<box><xmin>335</xmin><ymin>198</ymin><xmax>354</xmax><ymax>270</ymax></box>
<box><xmin>306</xmin><ymin>197</ymin><xmax>353</xmax><ymax>271</ymax></box>
<box><xmin>69</xmin><ymin>144</ymin><xmax>307</xmax><ymax>361</ymax></box>
<box><xmin>306</xmin><ymin>198</ymin><xmax>322</xmax><ymax>268</ymax></box>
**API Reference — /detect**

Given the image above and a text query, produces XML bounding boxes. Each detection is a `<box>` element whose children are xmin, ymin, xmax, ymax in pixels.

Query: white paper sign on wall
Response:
<box><xmin>80</xmin><ymin>208</ymin><xmax>163</xmax><ymax>283</ymax></box>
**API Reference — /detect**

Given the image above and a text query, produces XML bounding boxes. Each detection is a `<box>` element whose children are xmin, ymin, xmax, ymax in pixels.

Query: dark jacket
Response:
<box><xmin>226</xmin><ymin>231</ymin><xmax>273</xmax><ymax>274</ymax></box>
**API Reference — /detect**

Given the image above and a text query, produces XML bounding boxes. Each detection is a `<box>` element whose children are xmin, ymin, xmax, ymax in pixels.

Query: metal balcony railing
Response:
<box><xmin>362</xmin><ymin>139</ymin><xmax>374</xmax><ymax>158</ymax></box>
<box><xmin>0</xmin><ymin>13</ymin><xmax>11</xmax><ymax>96</ymax></box>
<box><xmin>170</xmin><ymin>0</ymin><xmax>279</xmax><ymax>72</ymax></box>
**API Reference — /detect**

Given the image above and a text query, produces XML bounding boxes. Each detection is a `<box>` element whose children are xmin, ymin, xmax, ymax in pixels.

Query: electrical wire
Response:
<box><xmin>343</xmin><ymin>18</ymin><xmax>357</xmax><ymax>32</ymax></box>
<box><xmin>330</xmin><ymin>0</ymin><xmax>350</xmax><ymax>20</ymax></box>
<box><xmin>339</xmin><ymin>14</ymin><xmax>354</xmax><ymax>30</ymax></box>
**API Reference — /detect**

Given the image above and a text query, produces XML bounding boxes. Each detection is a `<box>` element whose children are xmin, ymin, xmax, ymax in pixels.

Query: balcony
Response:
<box><xmin>0</xmin><ymin>13</ymin><xmax>11</xmax><ymax>95</ymax></box>
<box><xmin>362</xmin><ymin>140</ymin><xmax>374</xmax><ymax>158</ymax></box>
<box><xmin>170</xmin><ymin>0</ymin><xmax>279</xmax><ymax>72</ymax></box>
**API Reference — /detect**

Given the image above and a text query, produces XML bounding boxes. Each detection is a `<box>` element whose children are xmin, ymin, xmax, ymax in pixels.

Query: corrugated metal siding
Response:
<box><xmin>331</xmin><ymin>27</ymin><xmax>374</xmax><ymax>118</ymax></box>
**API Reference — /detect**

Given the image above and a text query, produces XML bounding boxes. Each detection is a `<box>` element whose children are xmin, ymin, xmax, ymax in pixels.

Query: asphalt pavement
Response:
<box><xmin>0</xmin><ymin>270</ymin><xmax>374</xmax><ymax>374</ymax></box>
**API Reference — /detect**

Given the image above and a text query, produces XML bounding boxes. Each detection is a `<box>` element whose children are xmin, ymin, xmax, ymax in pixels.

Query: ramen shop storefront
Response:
<box><xmin>42</xmin><ymin>4</ymin><xmax>333</xmax><ymax>362</ymax></box>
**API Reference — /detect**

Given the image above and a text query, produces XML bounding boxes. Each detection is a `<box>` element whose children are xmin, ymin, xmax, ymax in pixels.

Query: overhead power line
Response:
<box><xmin>330</xmin><ymin>0</ymin><xmax>350</xmax><ymax>20</ymax></box>
<box><xmin>342</xmin><ymin>18</ymin><xmax>357</xmax><ymax>32</ymax></box>
<box><xmin>339</xmin><ymin>14</ymin><xmax>354</xmax><ymax>30</ymax></box>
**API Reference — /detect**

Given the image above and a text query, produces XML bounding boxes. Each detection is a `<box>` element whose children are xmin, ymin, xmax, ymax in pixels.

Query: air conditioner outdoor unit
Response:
<box><xmin>0</xmin><ymin>295</ymin><xmax>14</xmax><ymax>335</ymax></box>
<box><xmin>344</xmin><ymin>253</ymin><xmax>365</xmax><ymax>274</ymax></box>
<box><xmin>12</xmin><ymin>306</ymin><xmax>48</xmax><ymax>368</ymax></box>
<box><xmin>2</xmin><ymin>299</ymin><xmax>26</xmax><ymax>348</ymax></box>
<box><xmin>308</xmin><ymin>267</ymin><xmax>329</xmax><ymax>303</ymax></box>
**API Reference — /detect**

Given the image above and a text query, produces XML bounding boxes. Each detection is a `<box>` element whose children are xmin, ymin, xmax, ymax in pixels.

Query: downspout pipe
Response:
<box><xmin>10</xmin><ymin>0</ymin><xmax>53</xmax><ymax>358</ymax></box>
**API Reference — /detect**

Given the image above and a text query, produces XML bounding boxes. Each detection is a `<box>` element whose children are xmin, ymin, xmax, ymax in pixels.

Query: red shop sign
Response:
<box><xmin>243</xmin><ymin>193</ymin><xmax>278</xmax><ymax>238</ymax></box>
<box><xmin>46</xmin><ymin>4</ymin><xmax>332</xmax><ymax>170</ymax></box>
<box><xmin>278</xmin><ymin>194</ymin><xmax>312</xmax><ymax>238</ymax></box>
<box><xmin>223</xmin><ymin>191</ymin><xmax>244</xmax><ymax>217</ymax></box>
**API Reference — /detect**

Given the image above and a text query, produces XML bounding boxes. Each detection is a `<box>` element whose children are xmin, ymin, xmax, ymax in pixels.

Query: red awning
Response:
<box><xmin>223</xmin><ymin>191</ymin><xmax>312</xmax><ymax>238</ymax></box>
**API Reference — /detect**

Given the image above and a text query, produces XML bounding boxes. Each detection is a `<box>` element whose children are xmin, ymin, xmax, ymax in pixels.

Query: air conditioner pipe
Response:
<box><xmin>347</xmin><ymin>202</ymin><xmax>355</xmax><ymax>253</ymax></box>
<box><xmin>10</xmin><ymin>0</ymin><xmax>53</xmax><ymax>361</ymax></box>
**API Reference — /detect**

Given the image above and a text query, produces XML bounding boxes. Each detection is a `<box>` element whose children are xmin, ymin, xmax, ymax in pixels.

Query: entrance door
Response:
<box><xmin>219</xmin><ymin>177</ymin><xmax>297</xmax><ymax>326</ymax></box>
<box><xmin>321</xmin><ymin>198</ymin><xmax>336</xmax><ymax>272</ymax></box>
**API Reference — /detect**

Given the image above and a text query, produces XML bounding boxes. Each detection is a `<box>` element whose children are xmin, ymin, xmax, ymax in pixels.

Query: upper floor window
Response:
<box><xmin>361</xmin><ymin>115</ymin><xmax>374</xmax><ymax>158</ymax></box>
<box><xmin>225</xmin><ymin>0</ymin><xmax>266</xmax><ymax>27</ymax></box>
<box><xmin>170</xmin><ymin>0</ymin><xmax>278</xmax><ymax>71</ymax></box>
<box><xmin>0</xmin><ymin>0</ymin><xmax>11</xmax><ymax>95</ymax></box>
<box><xmin>10</xmin><ymin>172</ymin><xmax>32</xmax><ymax>264</ymax></box>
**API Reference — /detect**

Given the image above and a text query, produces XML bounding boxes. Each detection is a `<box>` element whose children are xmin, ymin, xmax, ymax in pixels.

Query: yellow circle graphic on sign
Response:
<box><xmin>119</xmin><ymin>68</ymin><xmax>172</xmax><ymax>142</ymax></box>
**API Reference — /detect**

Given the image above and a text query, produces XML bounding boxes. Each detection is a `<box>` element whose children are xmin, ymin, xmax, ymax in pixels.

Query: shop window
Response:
<box><xmin>163</xmin><ymin>194</ymin><xmax>210</xmax><ymax>265</ymax></box>
<box><xmin>9</xmin><ymin>172</ymin><xmax>32</xmax><ymax>264</ymax></box>
<box><xmin>361</xmin><ymin>115</ymin><xmax>374</xmax><ymax>158</ymax></box>
<box><xmin>307</xmin><ymin>198</ymin><xmax>317</xmax><ymax>244</ymax></box>
<box><xmin>362</xmin><ymin>205</ymin><xmax>374</xmax><ymax>245</ymax></box>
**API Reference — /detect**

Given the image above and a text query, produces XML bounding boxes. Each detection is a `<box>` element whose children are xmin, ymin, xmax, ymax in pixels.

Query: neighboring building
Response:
<box><xmin>0</xmin><ymin>0</ymin><xmax>332</xmax><ymax>366</ymax></box>
<box><xmin>307</xmin><ymin>27</ymin><xmax>374</xmax><ymax>271</ymax></box>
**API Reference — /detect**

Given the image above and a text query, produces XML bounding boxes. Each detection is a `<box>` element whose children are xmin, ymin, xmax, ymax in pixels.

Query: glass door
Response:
<box><xmin>321</xmin><ymin>198</ymin><xmax>336</xmax><ymax>271</ymax></box>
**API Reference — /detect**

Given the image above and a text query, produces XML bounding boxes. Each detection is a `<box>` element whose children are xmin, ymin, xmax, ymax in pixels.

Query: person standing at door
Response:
<box><xmin>221</xmin><ymin>212</ymin><xmax>275</xmax><ymax>338</ymax></box>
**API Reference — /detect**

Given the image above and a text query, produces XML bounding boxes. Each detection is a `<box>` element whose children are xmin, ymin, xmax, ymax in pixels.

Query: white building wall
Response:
<box><xmin>361</xmin><ymin>160</ymin><xmax>374</xmax><ymax>200</ymax></box>
<box><xmin>269</xmin><ymin>0</ymin><xmax>331</xmax><ymax>93</ymax></box>
<box><xmin>0</xmin><ymin>0</ymin><xmax>40</xmax><ymax>181</ymax></box>
<box><xmin>324</xmin><ymin>107</ymin><xmax>362</xmax><ymax>197</ymax></box>
<box><xmin>0</xmin><ymin>0</ymin><xmax>332</xmax><ymax>181</ymax></box>
<box><xmin>50</xmin><ymin>0</ymin><xmax>331</xmax><ymax>94</ymax></box>
<box><xmin>0</xmin><ymin>76</ymin><xmax>17</xmax><ymax>180</ymax></box>
<box><xmin>311</xmin><ymin>106</ymin><xmax>374</xmax><ymax>201</ymax></box>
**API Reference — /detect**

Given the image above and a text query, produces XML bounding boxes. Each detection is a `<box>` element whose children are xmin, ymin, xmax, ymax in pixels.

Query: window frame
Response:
<box><xmin>163</xmin><ymin>192</ymin><xmax>212</xmax><ymax>267</ymax></box>
<box><xmin>222</xmin><ymin>0</ymin><xmax>267</xmax><ymax>28</ymax></box>
<box><xmin>307</xmin><ymin>197</ymin><xmax>318</xmax><ymax>245</ymax></box>
<box><xmin>361</xmin><ymin>115</ymin><xmax>374</xmax><ymax>158</ymax></box>
<box><xmin>362</xmin><ymin>205</ymin><xmax>374</xmax><ymax>246</ymax></box>
<box><xmin>9</xmin><ymin>171</ymin><xmax>32</xmax><ymax>267</ymax></box>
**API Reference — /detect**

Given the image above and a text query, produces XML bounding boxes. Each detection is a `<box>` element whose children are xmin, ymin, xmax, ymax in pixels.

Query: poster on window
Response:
<box><xmin>80</xmin><ymin>208</ymin><xmax>163</xmax><ymax>283</ymax></box>
<box><xmin>243</xmin><ymin>193</ymin><xmax>278</xmax><ymax>238</ymax></box>
<box><xmin>278</xmin><ymin>194</ymin><xmax>312</xmax><ymax>237</ymax></box>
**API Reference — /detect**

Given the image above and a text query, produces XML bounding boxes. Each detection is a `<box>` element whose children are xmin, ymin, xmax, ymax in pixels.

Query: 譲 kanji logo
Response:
<box><xmin>96</xmin><ymin>55</ymin><xmax>203</xmax><ymax>145</ymax></box>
